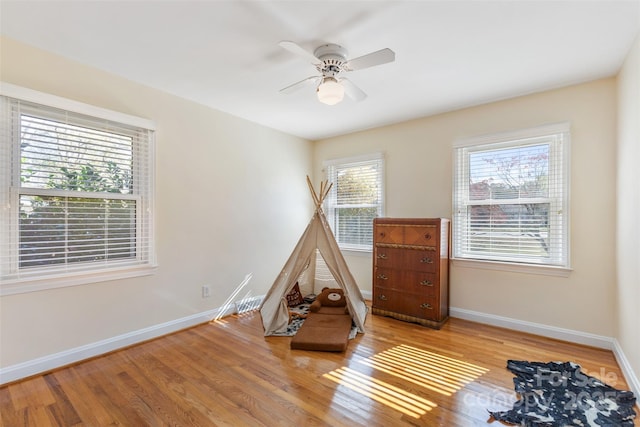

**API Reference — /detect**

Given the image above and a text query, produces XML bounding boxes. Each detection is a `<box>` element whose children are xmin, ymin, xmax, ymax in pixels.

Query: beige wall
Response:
<box><xmin>314</xmin><ymin>78</ymin><xmax>618</xmax><ymax>337</ymax></box>
<box><xmin>616</xmin><ymin>33</ymin><xmax>640</xmax><ymax>389</ymax></box>
<box><xmin>0</xmin><ymin>37</ymin><xmax>313</xmax><ymax>367</ymax></box>
<box><xmin>1</xmin><ymin>33</ymin><xmax>637</xmax><ymax>388</ymax></box>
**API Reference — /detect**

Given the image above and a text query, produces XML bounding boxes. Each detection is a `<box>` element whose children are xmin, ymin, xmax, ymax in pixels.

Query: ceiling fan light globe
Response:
<box><xmin>317</xmin><ymin>79</ymin><xmax>345</xmax><ymax>105</ymax></box>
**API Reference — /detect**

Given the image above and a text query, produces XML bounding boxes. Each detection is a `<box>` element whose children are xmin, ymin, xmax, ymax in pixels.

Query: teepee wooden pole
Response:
<box><xmin>306</xmin><ymin>175</ymin><xmax>321</xmax><ymax>208</ymax></box>
<box><xmin>320</xmin><ymin>181</ymin><xmax>333</xmax><ymax>204</ymax></box>
<box><xmin>306</xmin><ymin>176</ymin><xmax>333</xmax><ymax>208</ymax></box>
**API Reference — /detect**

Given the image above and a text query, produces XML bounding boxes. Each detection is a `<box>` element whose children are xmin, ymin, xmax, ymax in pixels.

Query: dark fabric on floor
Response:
<box><xmin>269</xmin><ymin>303</ymin><xmax>310</xmax><ymax>336</ymax></box>
<box><xmin>490</xmin><ymin>360</ymin><xmax>636</xmax><ymax>426</ymax></box>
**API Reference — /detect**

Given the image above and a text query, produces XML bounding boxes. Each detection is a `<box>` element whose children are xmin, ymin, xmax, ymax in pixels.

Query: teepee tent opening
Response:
<box><xmin>259</xmin><ymin>177</ymin><xmax>368</xmax><ymax>336</ymax></box>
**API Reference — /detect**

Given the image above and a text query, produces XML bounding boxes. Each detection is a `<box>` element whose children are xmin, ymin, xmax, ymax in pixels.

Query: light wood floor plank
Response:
<box><xmin>1</xmin><ymin>308</ymin><xmax>637</xmax><ymax>426</ymax></box>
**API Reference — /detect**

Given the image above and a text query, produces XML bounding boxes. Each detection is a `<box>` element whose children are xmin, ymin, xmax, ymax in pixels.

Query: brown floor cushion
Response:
<box><xmin>290</xmin><ymin>313</ymin><xmax>353</xmax><ymax>352</ymax></box>
<box><xmin>314</xmin><ymin>306</ymin><xmax>348</xmax><ymax>315</ymax></box>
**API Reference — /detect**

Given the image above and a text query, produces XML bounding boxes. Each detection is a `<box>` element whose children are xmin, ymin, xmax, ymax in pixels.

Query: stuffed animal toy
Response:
<box><xmin>310</xmin><ymin>287</ymin><xmax>348</xmax><ymax>313</ymax></box>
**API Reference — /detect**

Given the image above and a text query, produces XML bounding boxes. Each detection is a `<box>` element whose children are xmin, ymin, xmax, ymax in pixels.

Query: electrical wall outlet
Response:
<box><xmin>202</xmin><ymin>285</ymin><xmax>211</xmax><ymax>298</ymax></box>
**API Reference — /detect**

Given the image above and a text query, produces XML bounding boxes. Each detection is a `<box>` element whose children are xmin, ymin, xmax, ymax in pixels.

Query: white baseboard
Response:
<box><xmin>612</xmin><ymin>339</ymin><xmax>640</xmax><ymax>399</ymax></box>
<box><xmin>450</xmin><ymin>307</ymin><xmax>614</xmax><ymax>349</ymax></box>
<box><xmin>4</xmin><ymin>299</ymin><xmax>637</xmax><ymax>399</ymax></box>
<box><xmin>450</xmin><ymin>307</ymin><xmax>640</xmax><ymax>397</ymax></box>
<box><xmin>0</xmin><ymin>304</ymin><xmax>235</xmax><ymax>385</ymax></box>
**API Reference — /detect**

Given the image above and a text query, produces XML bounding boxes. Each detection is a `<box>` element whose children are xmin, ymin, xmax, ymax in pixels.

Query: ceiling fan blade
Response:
<box><xmin>279</xmin><ymin>40</ymin><xmax>322</xmax><ymax>66</ymax></box>
<box><xmin>344</xmin><ymin>48</ymin><xmax>395</xmax><ymax>71</ymax></box>
<box><xmin>280</xmin><ymin>76</ymin><xmax>321</xmax><ymax>94</ymax></box>
<box><xmin>341</xmin><ymin>78</ymin><xmax>367</xmax><ymax>102</ymax></box>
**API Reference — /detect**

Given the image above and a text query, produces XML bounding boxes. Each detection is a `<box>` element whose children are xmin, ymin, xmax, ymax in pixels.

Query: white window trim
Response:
<box><xmin>323</xmin><ymin>152</ymin><xmax>385</xmax><ymax>253</ymax></box>
<box><xmin>452</xmin><ymin>122</ymin><xmax>571</xmax><ymax>275</ymax></box>
<box><xmin>0</xmin><ymin>265</ymin><xmax>158</xmax><ymax>296</ymax></box>
<box><xmin>0</xmin><ymin>83</ymin><xmax>157</xmax><ymax>295</ymax></box>
<box><xmin>0</xmin><ymin>83</ymin><xmax>155</xmax><ymax>130</ymax></box>
<box><xmin>452</xmin><ymin>258</ymin><xmax>572</xmax><ymax>277</ymax></box>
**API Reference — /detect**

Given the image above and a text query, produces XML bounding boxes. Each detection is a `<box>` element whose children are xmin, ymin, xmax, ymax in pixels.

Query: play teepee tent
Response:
<box><xmin>259</xmin><ymin>176</ymin><xmax>368</xmax><ymax>336</ymax></box>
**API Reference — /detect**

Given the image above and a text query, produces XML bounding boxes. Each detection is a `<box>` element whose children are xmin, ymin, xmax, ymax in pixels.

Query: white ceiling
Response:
<box><xmin>1</xmin><ymin>1</ymin><xmax>639</xmax><ymax>140</ymax></box>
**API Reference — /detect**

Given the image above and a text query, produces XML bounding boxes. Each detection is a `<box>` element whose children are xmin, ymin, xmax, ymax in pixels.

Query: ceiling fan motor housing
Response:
<box><xmin>278</xmin><ymin>40</ymin><xmax>393</xmax><ymax>102</ymax></box>
<box><xmin>314</xmin><ymin>44</ymin><xmax>348</xmax><ymax>77</ymax></box>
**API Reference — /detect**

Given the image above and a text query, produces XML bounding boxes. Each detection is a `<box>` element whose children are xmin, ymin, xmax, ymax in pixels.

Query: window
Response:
<box><xmin>0</xmin><ymin>85</ymin><xmax>155</xmax><ymax>293</ymax></box>
<box><xmin>452</xmin><ymin>123</ymin><xmax>570</xmax><ymax>270</ymax></box>
<box><xmin>324</xmin><ymin>153</ymin><xmax>384</xmax><ymax>251</ymax></box>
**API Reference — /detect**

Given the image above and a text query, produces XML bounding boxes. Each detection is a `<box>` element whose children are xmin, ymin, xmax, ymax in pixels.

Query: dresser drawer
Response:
<box><xmin>374</xmin><ymin>225</ymin><xmax>404</xmax><ymax>244</ymax></box>
<box><xmin>374</xmin><ymin>268</ymin><xmax>438</xmax><ymax>295</ymax></box>
<box><xmin>375</xmin><ymin>223</ymin><xmax>438</xmax><ymax>246</ymax></box>
<box><xmin>373</xmin><ymin>246</ymin><xmax>400</xmax><ymax>267</ymax></box>
<box><xmin>403</xmin><ymin>225</ymin><xmax>438</xmax><ymax>247</ymax></box>
<box><xmin>373</xmin><ymin>289</ymin><xmax>441</xmax><ymax>321</ymax></box>
<box><xmin>374</xmin><ymin>247</ymin><xmax>437</xmax><ymax>272</ymax></box>
<box><xmin>403</xmin><ymin>248</ymin><xmax>438</xmax><ymax>272</ymax></box>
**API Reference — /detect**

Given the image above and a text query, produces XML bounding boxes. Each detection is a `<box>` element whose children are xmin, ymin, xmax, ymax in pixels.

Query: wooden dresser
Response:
<box><xmin>372</xmin><ymin>218</ymin><xmax>450</xmax><ymax>329</ymax></box>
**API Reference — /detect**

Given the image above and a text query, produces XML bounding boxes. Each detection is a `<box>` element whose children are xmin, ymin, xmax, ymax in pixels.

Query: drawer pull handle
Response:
<box><xmin>424</xmin><ymin>233</ymin><xmax>431</xmax><ymax>240</ymax></box>
<box><xmin>379</xmin><ymin>232</ymin><xmax>386</xmax><ymax>238</ymax></box>
<box><xmin>377</xmin><ymin>274</ymin><xmax>388</xmax><ymax>280</ymax></box>
<box><xmin>378</xmin><ymin>295</ymin><xmax>388</xmax><ymax>301</ymax></box>
<box><xmin>419</xmin><ymin>280</ymin><xmax>433</xmax><ymax>286</ymax></box>
<box><xmin>377</xmin><ymin>253</ymin><xmax>387</xmax><ymax>259</ymax></box>
<box><xmin>420</xmin><ymin>303</ymin><xmax>433</xmax><ymax>309</ymax></box>
<box><xmin>420</xmin><ymin>257</ymin><xmax>433</xmax><ymax>264</ymax></box>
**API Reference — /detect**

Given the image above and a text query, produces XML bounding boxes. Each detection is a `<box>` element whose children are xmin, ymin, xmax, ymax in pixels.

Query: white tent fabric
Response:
<box><xmin>259</xmin><ymin>180</ymin><xmax>367</xmax><ymax>336</ymax></box>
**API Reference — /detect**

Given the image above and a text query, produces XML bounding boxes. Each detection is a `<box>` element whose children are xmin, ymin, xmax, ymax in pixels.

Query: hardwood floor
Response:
<box><xmin>1</xmin><ymin>308</ymin><xmax>636</xmax><ymax>426</ymax></box>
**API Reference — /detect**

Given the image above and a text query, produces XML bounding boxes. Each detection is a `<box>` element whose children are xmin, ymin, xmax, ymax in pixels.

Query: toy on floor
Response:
<box><xmin>310</xmin><ymin>287</ymin><xmax>349</xmax><ymax>314</ymax></box>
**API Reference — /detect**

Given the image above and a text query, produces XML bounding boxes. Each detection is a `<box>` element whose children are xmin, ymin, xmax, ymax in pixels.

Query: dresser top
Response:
<box><xmin>374</xmin><ymin>217</ymin><xmax>449</xmax><ymax>225</ymax></box>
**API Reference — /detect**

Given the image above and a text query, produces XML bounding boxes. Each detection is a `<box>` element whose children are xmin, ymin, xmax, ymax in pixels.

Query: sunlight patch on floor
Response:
<box><xmin>360</xmin><ymin>344</ymin><xmax>489</xmax><ymax>396</ymax></box>
<box><xmin>323</xmin><ymin>344</ymin><xmax>489</xmax><ymax>419</ymax></box>
<box><xmin>323</xmin><ymin>367</ymin><xmax>437</xmax><ymax>418</ymax></box>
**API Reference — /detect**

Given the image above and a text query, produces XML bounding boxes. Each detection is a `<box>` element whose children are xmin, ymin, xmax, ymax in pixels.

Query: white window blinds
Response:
<box><xmin>1</xmin><ymin>92</ymin><xmax>155</xmax><ymax>285</ymax></box>
<box><xmin>452</xmin><ymin>123</ymin><xmax>570</xmax><ymax>267</ymax></box>
<box><xmin>324</xmin><ymin>153</ymin><xmax>384</xmax><ymax>251</ymax></box>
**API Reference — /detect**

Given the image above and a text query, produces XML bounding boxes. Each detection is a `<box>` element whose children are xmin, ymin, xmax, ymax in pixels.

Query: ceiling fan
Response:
<box><xmin>278</xmin><ymin>40</ymin><xmax>395</xmax><ymax>106</ymax></box>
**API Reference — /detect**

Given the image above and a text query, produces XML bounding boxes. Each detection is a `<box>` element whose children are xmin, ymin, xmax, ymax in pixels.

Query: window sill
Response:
<box><xmin>0</xmin><ymin>264</ymin><xmax>158</xmax><ymax>296</ymax></box>
<box><xmin>451</xmin><ymin>258</ymin><xmax>572</xmax><ymax>277</ymax></box>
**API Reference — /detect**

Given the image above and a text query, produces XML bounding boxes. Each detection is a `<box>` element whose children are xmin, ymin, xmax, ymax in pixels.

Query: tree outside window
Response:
<box><xmin>453</xmin><ymin>124</ymin><xmax>569</xmax><ymax>267</ymax></box>
<box><xmin>1</xmin><ymin>94</ymin><xmax>154</xmax><ymax>288</ymax></box>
